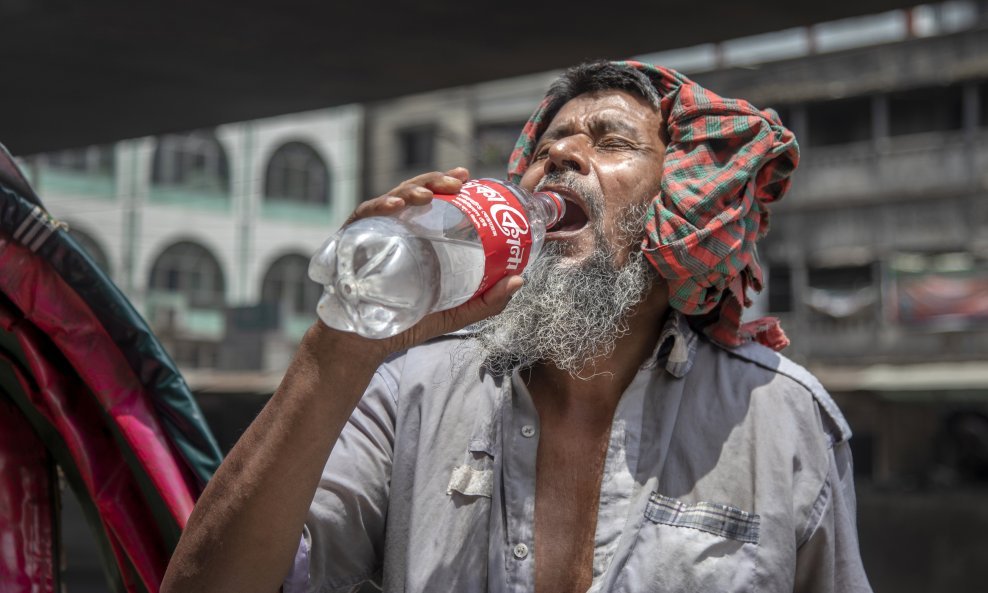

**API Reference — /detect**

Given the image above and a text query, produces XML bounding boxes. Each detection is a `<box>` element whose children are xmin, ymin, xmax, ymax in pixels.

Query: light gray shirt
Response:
<box><xmin>284</xmin><ymin>312</ymin><xmax>872</xmax><ymax>593</ymax></box>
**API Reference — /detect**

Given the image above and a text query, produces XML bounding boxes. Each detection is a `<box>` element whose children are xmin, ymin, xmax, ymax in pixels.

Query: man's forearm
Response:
<box><xmin>161</xmin><ymin>324</ymin><xmax>387</xmax><ymax>593</ymax></box>
<box><xmin>159</xmin><ymin>193</ymin><xmax>520</xmax><ymax>591</ymax></box>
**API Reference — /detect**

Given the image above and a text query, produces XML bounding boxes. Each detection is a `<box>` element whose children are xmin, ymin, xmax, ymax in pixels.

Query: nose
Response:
<box><xmin>544</xmin><ymin>135</ymin><xmax>590</xmax><ymax>176</ymax></box>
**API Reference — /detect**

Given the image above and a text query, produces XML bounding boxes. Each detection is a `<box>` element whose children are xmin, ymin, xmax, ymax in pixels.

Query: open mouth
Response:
<box><xmin>548</xmin><ymin>198</ymin><xmax>589</xmax><ymax>233</ymax></box>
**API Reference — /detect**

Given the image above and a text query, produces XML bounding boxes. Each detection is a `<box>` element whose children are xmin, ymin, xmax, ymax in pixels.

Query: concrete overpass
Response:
<box><xmin>1</xmin><ymin>0</ymin><xmax>919</xmax><ymax>155</ymax></box>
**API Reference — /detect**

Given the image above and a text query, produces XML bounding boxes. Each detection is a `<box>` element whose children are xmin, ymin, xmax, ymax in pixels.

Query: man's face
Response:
<box><xmin>474</xmin><ymin>89</ymin><xmax>667</xmax><ymax>376</ymax></box>
<box><xmin>519</xmin><ymin>90</ymin><xmax>667</xmax><ymax>264</ymax></box>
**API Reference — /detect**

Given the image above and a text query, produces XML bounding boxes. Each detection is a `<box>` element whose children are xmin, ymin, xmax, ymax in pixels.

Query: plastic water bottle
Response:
<box><xmin>309</xmin><ymin>178</ymin><xmax>565</xmax><ymax>339</ymax></box>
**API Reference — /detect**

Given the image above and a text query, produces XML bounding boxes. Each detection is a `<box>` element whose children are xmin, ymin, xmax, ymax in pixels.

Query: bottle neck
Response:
<box><xmin>531</xmin><ymin>190</ymin><xmax>565</xmax><ymax>228</ymax></box>
<box><xmin>479</xmin><ymin>178</ymin><xmax>566</xmax><ymax>229</ymax></box>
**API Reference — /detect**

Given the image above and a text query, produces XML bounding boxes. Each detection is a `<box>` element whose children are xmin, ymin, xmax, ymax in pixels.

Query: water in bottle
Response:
<box><xmin>309</xmin><ymin>179</ymin><xmax>565</xmax><ymax>339</ymax></box>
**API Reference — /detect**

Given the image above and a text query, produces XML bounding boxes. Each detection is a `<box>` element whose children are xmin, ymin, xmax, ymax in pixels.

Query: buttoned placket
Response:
<box><xmin>491</xmin><ymin>316</ymin><xmax>694</xmax><ymax>592</ymax></box>
<box><xmin>500</xmin><ymin>374</ymin><xmax>540</xmax><ymax>592</ymax></box>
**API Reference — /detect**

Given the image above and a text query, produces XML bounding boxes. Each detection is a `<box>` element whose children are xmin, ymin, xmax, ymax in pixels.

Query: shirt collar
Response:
<box><xmin>642</xmin><ymin>310</ymin><xmax>698</xmax><ymax>378</ymax></box>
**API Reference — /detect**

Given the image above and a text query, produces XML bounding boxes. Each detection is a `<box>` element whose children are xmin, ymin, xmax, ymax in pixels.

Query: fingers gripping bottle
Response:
<box><xmin>308</xmin><ymin>179</ymin><xmax>565</xmax><ymax>339</ymax></box>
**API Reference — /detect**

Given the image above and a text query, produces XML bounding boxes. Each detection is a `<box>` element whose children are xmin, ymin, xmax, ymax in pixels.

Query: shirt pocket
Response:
<box><xmin>446</xmin><ymin>437</ymin><xmax>496</xmax><ymax>500</ymax></box>
<box><xmin>615</xmin><ymin>492</ymin><xmax>760</xmax><ymax>593</ymax></box>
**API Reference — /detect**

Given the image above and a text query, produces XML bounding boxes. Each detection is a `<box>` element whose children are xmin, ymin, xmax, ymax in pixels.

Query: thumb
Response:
<box><xmin>395</xmin><ymin>275</ymin><xmax>523</xmax><ymax>349</ymax></box>
<box><xmin>443</xmin><ymin>275</ymin><xmax>524</xmax><ymax>330</ymax></box>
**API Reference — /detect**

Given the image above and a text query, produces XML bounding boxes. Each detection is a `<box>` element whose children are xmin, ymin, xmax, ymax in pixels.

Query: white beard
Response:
<box><xmin>474</xmin><ymin>199</ymin><xmax>654</xmax><ymax>377</ymax></box>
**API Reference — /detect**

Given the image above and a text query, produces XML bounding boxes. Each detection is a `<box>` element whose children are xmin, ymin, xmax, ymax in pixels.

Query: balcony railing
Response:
<box><xmin>778</xmin><ymin>310</ymin><xmax>988</xmax><ymax>364</ymax></box>
<box><xmin>788</xmin><ymin>129</ymin><xmax>987</xmax><ymax>206</ymax></box>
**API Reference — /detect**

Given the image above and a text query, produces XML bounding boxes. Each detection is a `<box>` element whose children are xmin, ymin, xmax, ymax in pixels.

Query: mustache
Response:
<box><xmin>535</xmin><ymin>171</ymin><xmax>604</xmax><ymax>220</ymax></box>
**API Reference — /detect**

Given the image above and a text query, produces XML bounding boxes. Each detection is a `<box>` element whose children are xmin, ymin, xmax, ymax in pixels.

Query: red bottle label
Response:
<box><xmin>434</xmin><ymin>180</ymin><xmax>532</xmax><ymax>297</ymax></box>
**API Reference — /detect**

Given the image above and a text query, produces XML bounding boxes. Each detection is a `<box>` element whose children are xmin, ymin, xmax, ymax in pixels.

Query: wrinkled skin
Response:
<box><xmin>519</xmin><ymin>90</ymin><xmax>667</xmax><ymax>268</ymax></box>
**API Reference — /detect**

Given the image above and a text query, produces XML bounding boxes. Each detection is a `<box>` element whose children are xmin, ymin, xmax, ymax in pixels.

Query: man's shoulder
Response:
<box><xmin>700</xmin><ymin>338</ymin><xmax>852</xmax><ymax>445</ymax></box>
<box><xmin>378</xmin><ymin>333</ymin><xmax>494</xmax><ymax>401</ymax></box>
<box><xmin>383</xmin><ymin>333</ymin><xmax>484</xmax><ymax>371</ymax></box>
<box><xmin>378</xmin><ymin>334</ymin><xmax>502</xmax><ymax>453</ymax></box>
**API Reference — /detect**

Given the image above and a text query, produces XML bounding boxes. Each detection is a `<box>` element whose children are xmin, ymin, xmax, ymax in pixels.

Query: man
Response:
<box><xmin>162</xmin><ymin>61</ymin><xmax>872</xmax><ymax>593</ymax></box>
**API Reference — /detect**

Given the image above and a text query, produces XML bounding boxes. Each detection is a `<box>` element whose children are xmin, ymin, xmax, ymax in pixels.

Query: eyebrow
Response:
<box><xmin>590</xmin><ymin>117</ymin><xmax>644</xmax><ymax>139</ymax></box>
<box><xmin>538</xmin><ymin>115</ymin><xmax>647</xmax><ymax>145</ymax></box>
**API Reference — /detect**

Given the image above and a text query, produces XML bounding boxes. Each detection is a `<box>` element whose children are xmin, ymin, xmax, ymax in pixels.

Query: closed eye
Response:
<box><xmin>598</xmin><ymin>137</ymin><xmax>635</xmax><ymax>150</ymax></box>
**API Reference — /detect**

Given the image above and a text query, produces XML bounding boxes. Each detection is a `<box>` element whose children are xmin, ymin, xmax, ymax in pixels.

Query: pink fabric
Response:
<box><xmin>0</xmin><ymin>319</ymin><xmax>168</xmax><ymax>591</ymax></box>
<box><xmin>0</xmin><ymin>396</ymin><xmax>56</xmax><ymax>593</ymax></box>
<box><xmin>0</xmin><ymin>238</ymin><xmax>196</xmax><ymax>529</ymax></box>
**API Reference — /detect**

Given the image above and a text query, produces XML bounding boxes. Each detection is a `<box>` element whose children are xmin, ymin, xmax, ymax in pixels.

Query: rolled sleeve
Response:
<box><xmin>283</xmin><ymin>529</ymin><xmax>312</xmax><ymax>593</ymax></box>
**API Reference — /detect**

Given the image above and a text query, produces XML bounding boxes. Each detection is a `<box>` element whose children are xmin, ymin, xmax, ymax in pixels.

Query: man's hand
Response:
<box><xmin>322</xmin><ymin>166</ymin><xmax>523</xmax><ymax>359</ymax></box>
<box><xmin>345</xmin><ymin>167</ymin><xmax>471</xmax><ymax>225</ymax></box>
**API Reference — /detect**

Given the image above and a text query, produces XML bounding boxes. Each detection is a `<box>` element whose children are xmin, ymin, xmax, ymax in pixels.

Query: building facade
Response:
<box><xmin>688</xmin><ymin>20</ymin><xmax>988</xmax><ymax>492</ymax></box>
<box><xmin>24</xmin><ymin>106</ymin><xmax>362</xmax><ymax>372</ymax></box>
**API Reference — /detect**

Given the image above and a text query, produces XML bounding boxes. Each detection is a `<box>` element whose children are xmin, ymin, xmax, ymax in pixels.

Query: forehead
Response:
<box><xmin>541</xmin><ymin>90</ymin><xmax>662</xmax><ymax>138</ymax></box>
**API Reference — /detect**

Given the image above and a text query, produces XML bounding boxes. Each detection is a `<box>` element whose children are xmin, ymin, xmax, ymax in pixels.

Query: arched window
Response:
<box><xmin>67</xmin><ymin>227</ymin><xmax>111</xmax><ymax>276</ymax></box>
<box><xmin>151</xmin><ymin>131</ymin><xmax>230</xmax><ymax>194</ymax></box>
<box><xmin>264</xmin><ymin>142</ymin><xmax>330</xmax><ymax>205</ymax></box>
<box><xmin>148</xmin><ymin>241</ymin><xmax>226</xmax><ymax>308</ymax></box>
<box><xmin>260</xmin><ymin>253</ymin><xmax>321</xmax><ymax>316</ymax></box>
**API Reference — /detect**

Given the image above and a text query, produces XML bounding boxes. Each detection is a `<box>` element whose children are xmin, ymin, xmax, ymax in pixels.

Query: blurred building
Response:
<box><xmin>362</xmin><ymin>70</ymin><xmax>561</xmax><ymax>195</ymax></box>
<box><xmin>23</xmin><ymin>107</ymin><xmax>362</xmax><ymax>374</ymax></box>
<box><xmin>682</xmin><ymin>9</ymin><xmax>988</xmax><ymax>491</ymax></box>
<box><xmin>675</xmin><ymin>16</ymin><xmax>988</xmax><ymax>585</ymax></box>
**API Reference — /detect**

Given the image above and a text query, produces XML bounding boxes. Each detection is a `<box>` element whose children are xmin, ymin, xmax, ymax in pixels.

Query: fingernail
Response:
<box><xmin>443</xmin><ymin>175</ymin><xmax>460</xmax><ymax>184</ymax></box>
<box><xmin>386</xmin><ymin>197</ymin><xmax>404</xmax><ymax>206</ymax></box>
<box><xmin>506</xmin><ymin>277</ymin><xmax>524</xmax><ymax>296</ymax></box>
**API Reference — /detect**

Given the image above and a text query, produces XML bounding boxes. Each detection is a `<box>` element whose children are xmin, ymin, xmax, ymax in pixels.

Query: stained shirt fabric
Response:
<box><xmin>283</xmin><ymin>312</ymin><xmax>872</xmax><ymax>593</ymax></box>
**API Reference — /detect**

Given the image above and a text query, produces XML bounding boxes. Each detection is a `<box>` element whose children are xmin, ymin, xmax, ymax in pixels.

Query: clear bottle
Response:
<box><xmin>309</xmin><ymin>178</ymin><xmax>565</xmax><ymax>339</ymax></box>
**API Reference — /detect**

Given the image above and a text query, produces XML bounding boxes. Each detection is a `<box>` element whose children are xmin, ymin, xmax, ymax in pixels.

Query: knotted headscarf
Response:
<box><xmin>507</xmin><ymin>60</ymin><xmax>799</xmax><ymax>351</ymax></box>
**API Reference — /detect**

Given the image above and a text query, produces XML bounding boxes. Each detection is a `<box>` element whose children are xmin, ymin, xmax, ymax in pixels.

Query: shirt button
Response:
<box><xmin>513</xmin><ymin>543</ymin><xmax>529</xmax><ymax>559</ymax></box>
<box><xmin>521</xmin><ymin>425</ymin><xmax>536</xmax><ymax>438</ymax></box>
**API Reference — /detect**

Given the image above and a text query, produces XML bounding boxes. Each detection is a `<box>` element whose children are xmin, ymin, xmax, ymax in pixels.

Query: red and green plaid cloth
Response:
<box><xmin>507</xmin><ymin>60</ymin><xmax>799</xmax><ymax>351</ymax></box>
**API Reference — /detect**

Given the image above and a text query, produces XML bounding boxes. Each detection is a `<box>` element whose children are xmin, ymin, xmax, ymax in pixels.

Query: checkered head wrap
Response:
<box><xmin>506</xmin><ymin>60</ymin><xmax>799</xmax><ymax>351</ymax></box>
